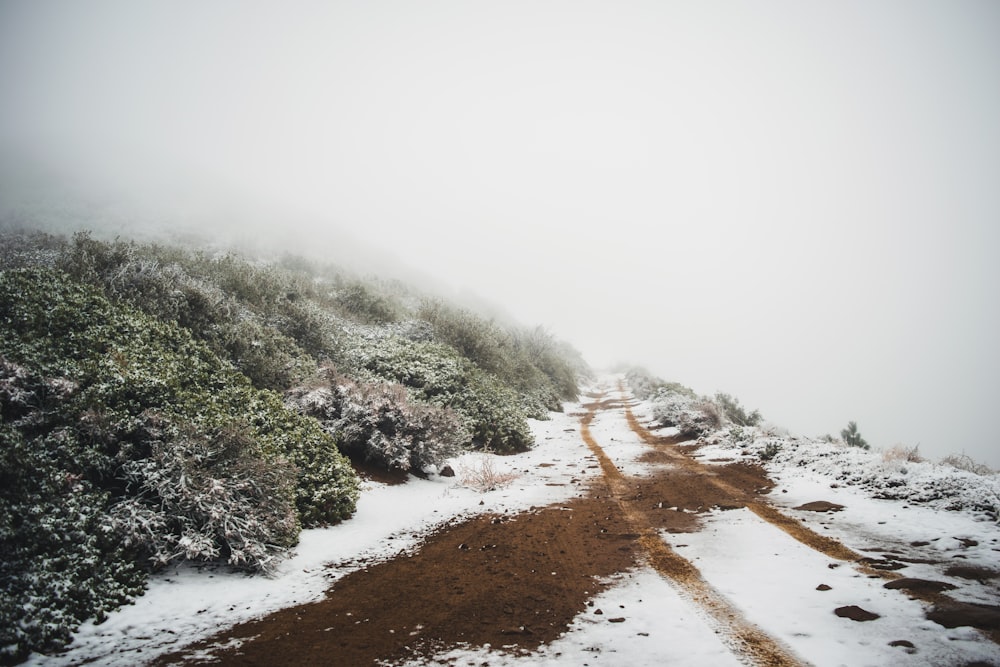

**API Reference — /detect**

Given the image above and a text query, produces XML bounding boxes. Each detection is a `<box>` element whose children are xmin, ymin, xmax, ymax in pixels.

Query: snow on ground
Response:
<box><xmin>27</xmin><ymin>406</ymin><xmax>600</xmax><ymax>667</ymax></box>
<box><xmin>29</xmin><ymin>376</ymin><xmax>1000</xmax><ymax>666</ymax></box>
<box><xmin>417</xmin><ymin>378</ymin><xmax>1000</xmax><ymax>666</ymax></box>
<box><xmin>681</xmin><ymin>507</ymin><xmax>1000</xmax><ymax>667</ymax></box>
<box><xmin>399</xmin><ymin>567</ymin><xmax>742</xmax><ymax>667</ymax></box>
<box><xmin>584</xmin><ymin>398</ymin><xmax>655</xmax><ymax>478</ymax></box>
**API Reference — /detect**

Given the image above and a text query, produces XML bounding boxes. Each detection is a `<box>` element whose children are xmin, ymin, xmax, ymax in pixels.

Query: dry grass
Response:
<box><xmin>457</xmin><ymin>454</ymin><xmax>519</xmax><ymax>492</ymax></box>
<box><xmin>940</xmin><ymin>453</ymin><xmax>995</xmax><ymax>476</ymax></box>
<box><xmin>882</xmin><ymin>444</ymin><xmax>925</xmax><ymax>464</ymax></box>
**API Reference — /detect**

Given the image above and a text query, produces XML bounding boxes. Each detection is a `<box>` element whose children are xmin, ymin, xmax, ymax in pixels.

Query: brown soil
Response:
<box><xmin>152</xmin><ymin>387</ymin><xmax>999</xmax><ymax>666</ymax></box>
<box><xmin>155</xmin><ymin>490</ymin><xmax>638</xmax><ymax>666</ymax></box>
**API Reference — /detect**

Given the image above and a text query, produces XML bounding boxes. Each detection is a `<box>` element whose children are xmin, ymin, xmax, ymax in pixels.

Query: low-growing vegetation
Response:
<box><xmin>286</xmin><ymin>370</ymin><xmax>468</xmax><ymax>473</ymax></box>
<box><xmin>940</xmin><ymin>453</ymin><xmax>995</xmax><ymax>476</ymax></box>
<box><xmin>715</xmin><ymin>392</ymin><xmax>762</xmax><ymax>427</ymax></box>
<box><xmin>0</xmin><ymin>227</ymin><xmax>587</xmax><ymax>663</ymax></box>
<box><xmin>841</xmin><ymin>421</ymin><xmax>870</xmax><ymax>450</ymax></box>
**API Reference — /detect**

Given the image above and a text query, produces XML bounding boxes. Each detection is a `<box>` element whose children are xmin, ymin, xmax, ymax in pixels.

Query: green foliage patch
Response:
<box><xmin>348</xmin><ymin>336</ymin><xmax>535</xmax><ymax>452</ymax></box>
<box><xmin>0</xmin><ymin>268</ymin><xmax>358</xmax><ymax>662</ymax></box>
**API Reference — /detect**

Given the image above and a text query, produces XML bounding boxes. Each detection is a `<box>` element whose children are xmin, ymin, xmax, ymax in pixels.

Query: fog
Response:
<box><xmin>2</xmin><ymin>1</ymin><xmax>999</xmax><ymax>466</ymax></box>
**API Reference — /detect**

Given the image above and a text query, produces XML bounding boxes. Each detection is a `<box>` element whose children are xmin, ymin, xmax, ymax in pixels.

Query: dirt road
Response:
<box><xmin>154</xmin><ymin>388</ymin><xmax>999</xmax><ymax>666</ymax></box>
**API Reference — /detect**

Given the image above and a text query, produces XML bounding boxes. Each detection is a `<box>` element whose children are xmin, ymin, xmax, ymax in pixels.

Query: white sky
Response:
<box><xmin>1</xmin><ymin>1</ymin><xmax>998</xmax><ymax>465</ymax></box>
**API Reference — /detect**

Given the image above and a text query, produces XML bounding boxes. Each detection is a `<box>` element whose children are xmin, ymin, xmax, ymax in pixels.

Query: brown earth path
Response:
<box><xmin>617</xmin><ymin>385</ymin><xmax>1000</xmax><ymax>647</ymax></box>
<box><xmin>578</xmin><ymin>396</ymin><xmax>804</xmax><ymax>667</ymax></box>
<box><xmin>151</xmin><ymin>386</ymin><xmax>996</xmax><ymax>666</ymax></box>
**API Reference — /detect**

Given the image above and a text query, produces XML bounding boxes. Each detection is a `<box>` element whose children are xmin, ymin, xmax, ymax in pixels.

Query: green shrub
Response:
<box><xmin>348</xmin><ymin>336</ymin><xmax>534</xmax><ymax>452</ymax></box>
<box><xmin>759</xmin><ymin>441</ymin><xmax>781</xmax><ymax>461</ymax></box>
<box><xmin>419</xmin><ymin>301</ymin><xmax>584</xmax><ymax>413</ymax></box>
<box><xmin>334</xmin><ymin>279</ymin><xmax>401</xmax><ymax>324</ymax></box>
<box><xmin>715</xmin><ymin>392</ymin><xmax>762</xmax><ymax>427</ymax></box>
<box><xmin>841</xmin><ymin>421</ymin><xmax>870</xmax><ymax>450</ymax></box>
<box><xmin>0</xmin><ymin>361</ymin><xmax>146</xmax><ymax>663</ymax></box>
<box><xmin>625</xmin><ymin>368</ymin><xmax>696</xmax><ymax>401</ymax></box>
<box><xmin>287</xmin><ymin>373</ymin><xmax>468</xmax><ymax>472</ymax></box>
<box><xmin>0</xmin><ymin>268</ymin><xmax>359</xmax><ymax>661</ymax></box>
<box><xmin>48</xmin><ymin>233</ymin><xmax>331</xmax><ymax>390</ymax></box>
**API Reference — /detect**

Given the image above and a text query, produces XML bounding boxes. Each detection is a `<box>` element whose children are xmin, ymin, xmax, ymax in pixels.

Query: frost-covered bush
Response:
<box><xmin>715</xmin><ymin>392</ymin><xmax>762</xmax><ymax>427</ymax></box>
<box><xmin>650</xmin><ymin>388</ymin><xmax>722</xmax><ymax>438</ymax></box>
<box><xmin>419</xmin><ymin>300</ymin><xmax>585</xmax><ymax>412</ymax></box>
<box><xmin>348</xmin><ymin>336</ymin><xmax>535</xmax><ymax>452</ymax></box>
<box><xmin>333</xmin><ymin>279</ymin><xmax>401</xmax><ymax>324</ymax></box>
<box><xmin>0</xmin><ymin>361</ymin><xmax>145</xmax><ymax>664</ymax></box>
<box><xmin>0</xmin><ymin>268</ymin><xmax>360</xmax><ymax>662</ymax></box>
<box><xmin>841</xmin><ymin>421</ymin><xmax>870</xmax><ymax>450</ymax></box>
<box><xmin>109</xmin><ymin>416</ymin><xmax>299</xmax><ymax>573</ymax></box>
<box><xmin>940</xmin><ymin>453</ymin><xmax>994</xmax><ymax>476</ymax></box>
<box><xmin>287</xmin><ymin>373</ymin><xmax>467</xmax><ymax>472</ymax></box>
<box><xmin>625</xmin><ymin>367</ymin><xmax>697</xmax><ymax>402</ymax></box>
<box><xmin>49</xmin><ymin>233</ymin><xmax>326</xmax><ymax>390</ymax></box>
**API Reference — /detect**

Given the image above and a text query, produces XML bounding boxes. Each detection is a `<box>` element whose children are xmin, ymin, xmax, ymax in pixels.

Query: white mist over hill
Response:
<box><xmin>2</xmin><ymin>1</ymin><xmax>998</xmax><ymax>466</ymax></box>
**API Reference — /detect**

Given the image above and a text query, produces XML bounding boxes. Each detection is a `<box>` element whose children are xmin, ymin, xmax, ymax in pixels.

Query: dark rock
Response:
<box><xmin>609</xmin><ymin>617</ymin><xmax>626</xmax><ymax>623</ymax></box>
<box><xmin>794</xmin><ymin>501</ymin><xmax>845</xmax><ymax>512</ymax></box>
<box><xmin>884</xmin><ymin>578</ymin><xmax>957</xmax><ymax>593</ymax></box>
<box><xmin>835</xmin><ymin>605</ymin><xmax>881</xmax><ymax>622</ymax></box>
<box><xmin>944</xmin><ymin>564</ymin><xmax>999</xmax><ymax>582</ymax></box>
<box><xmin>926</xmin><ymin>601</ymin><xmax>1000</xmax><ymax>630</ymax></box>
<box><xmin>816</xmin><ymin>584</ymin><xmax>832</xmax><ymax>591</ymax></box>
<box><xmin>858</xmin><ymin>557</ymin><xmax>907</xmax><ymax>571</ymax></box>
<box><xmin>439</xmin><ymin>465</ymin><xmax>455</xmax><ymax>477</ymax></box>
<box><xmin>593</xmin><ymin>608</ymin><xmax>603</xmax><ymax>615</ymax></box>
<box><xmin>889</xmin><ymin>640</ymin><xmax>915</xmax><ymax>648</ymax></box>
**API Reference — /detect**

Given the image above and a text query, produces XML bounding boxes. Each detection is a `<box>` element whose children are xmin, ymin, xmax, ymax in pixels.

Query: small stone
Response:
<box><xmin>593</xmin><ymin>608</ymin><xmax>604</xmax><ymax>615</ymax></box>
<box><xmin>609</xmin><ymin>617</ymin><xmax>626</xmax><ymax>623</ymax></box>
<box><xmin>794</xmin><ymin>501</ymin><xmax>845</xmax><ymax>512</ymax></box>
<box><xmin>889</xmin><ymin>640</ymin><xmax>915</xmax><ymax>648</ymax></box>
<box><xmin>816</xmin><ymin>584</ymin><xmax>832</xmax><ymax>591</ymax></box>
<box><xmin>835</xmin><ymin>605</ymin><xmax>880</xmax><ymax>622</ymax></box>
<box><xmin>439</xmin><ymin>465</ymin><xmax>455</xmax><ymax>477</ymax></box>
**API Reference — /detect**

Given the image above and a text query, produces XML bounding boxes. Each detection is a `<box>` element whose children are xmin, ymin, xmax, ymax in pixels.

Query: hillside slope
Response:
<box><xmin>0</xmin><ymin>228</ymin><xmax>587</xmax><ymax>664</ymax></box>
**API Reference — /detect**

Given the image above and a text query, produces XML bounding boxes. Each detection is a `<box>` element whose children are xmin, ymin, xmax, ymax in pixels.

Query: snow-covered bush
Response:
<box><xmin>52</xmin><ymin>232</ymin><xmax>325</xmax><ymax>391</ymax></box>
<box><xmin>715</xmin><ymin>392</ymin><xmax>762</xmax><ymax>427</ymax></box>
<box><xmin>287</xmin><ymin>373</ymin><xmax>468</xmax><ymax>472</ymax></box>
<box><xmin>419</xmin><ymin>300</ymin><xmax>585</xmax><ymax>412</ymax></box>
<box><xmin>348</xmin><ymin>336</ymin><xmax>535</xmax><ymax>452</ymax></box>
<box><xmin>333</xmin><ymin>279</ymin><xmax>402</xmax><ymax>324</ymax></box>
<box><xmin>841</xmin><ymin>421</ymin><xmax>870</xmax><ymax>449</ymax></box>
<box><xmin>650</xmin><ymin>389</ymin><xmax>722</xmax><ymax>437</ymax></box>
<box><xmin>0</xmin><ymin>361</ymin><xmax>145</xmax><ymax>664</ymax></box>
<box><xmin>0</xmin><ymin>268</ymin><xmax>360</xmax><ymax>662</ymax></box>
<box><xmin>109</xmin><ymin>417</ymin><xmax>299</xmax><ymax>573</ymax></box>
<box><xmin>940</xmin><ymin>453</ymin><xmax>994</xmax><ymax>476</ymax></box>
<box><xmin>625</xmin><ymin>367</ymin><xmax>697</xmax><ymax>401</ymax></box>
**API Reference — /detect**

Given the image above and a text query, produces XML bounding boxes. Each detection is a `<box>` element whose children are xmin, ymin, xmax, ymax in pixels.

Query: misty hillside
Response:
<box><xmin>0</xmin><ymin>227</ymin><xmax>588</xmax><ymax>664</ymax></box>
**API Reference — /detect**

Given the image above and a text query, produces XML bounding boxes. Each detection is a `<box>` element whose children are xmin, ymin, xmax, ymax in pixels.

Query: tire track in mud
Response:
<box><xmin>580</xmin><ymin>396</ymin><xmax>805</xmax><ymax>667</ymax></box>
<box><xmin>615</xmin><ymin>387</ymin><xmax>1000</xmax><ymax>647</ymax></box>
<box><xmin>617</xmin><ymin>393</ymin><xmax>865</xmax><ymax>565</ymax></box>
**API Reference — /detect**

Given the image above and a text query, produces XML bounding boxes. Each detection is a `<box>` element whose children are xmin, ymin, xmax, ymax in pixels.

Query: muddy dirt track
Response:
<box><xmin>154</xmin><ymin>391</ymin><xmax>999</xmax><ymax>666</ymax></box>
